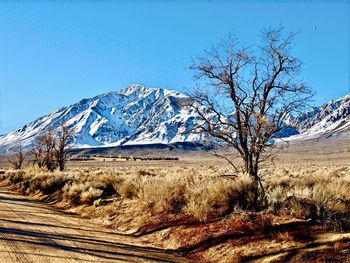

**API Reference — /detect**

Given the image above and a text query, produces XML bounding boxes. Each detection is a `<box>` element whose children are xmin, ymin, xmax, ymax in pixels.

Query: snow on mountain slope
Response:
<box><xmin>1</xmin><ymin>84</ymin><xmax>349</xmax><ymax>152</ymax></box>
<box><xmin>284</xmin><ymin>93</ymin><xmax>350</xmax><ymax>141</ymax></box>
<box><xmin>0</xmin><ymin>85</ymin><xmax>206</xmax><ymax>151</ymax></box>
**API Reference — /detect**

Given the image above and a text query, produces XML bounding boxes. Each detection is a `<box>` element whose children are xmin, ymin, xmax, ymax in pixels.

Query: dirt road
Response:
<box><xmin>0</xmin><ymin>187</ymin><xmax>190</xmax><ymax>263</ymax></box>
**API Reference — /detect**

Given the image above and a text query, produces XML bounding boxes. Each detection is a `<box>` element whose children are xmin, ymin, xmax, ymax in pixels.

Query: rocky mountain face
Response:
<box><xmin>284</xmin><ymin>93</ymin><xmax>350</xmax><ymax>141</ymax></box>
<box><xmin>0</xmin><ymin>85</ymin><xmax>205</xmax><ymax>151</ymax></box>
<box><xmin>0</xmin><ymin>84</ymin><xmax>349</xmax><ymax>152</ymax></box>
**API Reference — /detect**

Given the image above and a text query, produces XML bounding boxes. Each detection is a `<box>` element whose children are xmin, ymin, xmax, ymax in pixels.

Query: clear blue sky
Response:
<box><xmin>0</xmin><ymin>0</ymin><xmax>349</xmax><ymax>134</ymax></box>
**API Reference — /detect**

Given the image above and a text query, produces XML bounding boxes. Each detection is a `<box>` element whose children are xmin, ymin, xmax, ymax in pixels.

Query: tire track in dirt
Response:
<box><xmin>0</xmin><ymin>191</ymin><xmax>94</xmax><ymax>262</ymax></box>
<box><xmin>0</xmin><ymin>187</ymin><xmax>192</xmax><ymax>263</ymax></box>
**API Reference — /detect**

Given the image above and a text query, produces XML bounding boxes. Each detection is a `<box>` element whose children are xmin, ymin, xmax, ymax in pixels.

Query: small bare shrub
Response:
<box><xmin>138</xmin><ymin>176</ymin><xmax>187</xmax><ymax>213</ymax></box>
<box><xmin>39</xmin><ymin>173</ymin><xmax>71</xmax><ymax>195</ymax></box>
<box><xmin>63</xmin><ymin>182</ymin><xmax>87</xmax><ymax>204</ymax></box>
<box><xmin>94</xmin><ymin>173</ymin><xmax>123</xmax><ymax>197</ymax></box>
<box><xmin>312</xmin><ymin>183</ymin><xmax>349</xmax><ymax>213</ymax></box>
<box><xmin>117</xmin><ymin>177</ymin><xmax>140</xmax><ymax>199</ymax></box>
<box><xmin>268</xmin><ymin>185</ymin><xmax>287</xmax><ymax>212</ymax></box>
<box><xmin>5</xmin><ymin>170</ymin><xmax>26</xmax><ymax>184</ymax></box>
<box><xmin>230</xmin><ymin>173</ymin><xmax>256</xmax><ymax>208</ymax></box>
<box><xmin>80</xmin><ymin>187</ymin><xmax>103</xmax><ymax>204</ymax></box>
<box><xmin>184</xmin><ymin>174</ymin><xmax>255</xmax><ymax>222</ymax></box>
<box><xmin>185</xmin><ymin>178</ymin><xmax>232</xmax><ymax>221</ymax></box>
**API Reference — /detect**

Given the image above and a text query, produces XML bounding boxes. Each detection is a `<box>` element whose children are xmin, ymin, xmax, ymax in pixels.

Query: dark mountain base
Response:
<box><xmin>68</xmin><ymin>142</ymin><xmax>213</xmax><ymax>157</ymax></box>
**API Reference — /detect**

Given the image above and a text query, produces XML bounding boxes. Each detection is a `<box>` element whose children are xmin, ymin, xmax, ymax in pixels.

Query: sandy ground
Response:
<box><xmin>1</xmin><ymin>185</ymin><xmax>350</xmax><ymax>263</ymax></box>
<box><xmin>0</xmin><ymin>186</ymin><xmax>191</xmax><ymax>263</ymax></box>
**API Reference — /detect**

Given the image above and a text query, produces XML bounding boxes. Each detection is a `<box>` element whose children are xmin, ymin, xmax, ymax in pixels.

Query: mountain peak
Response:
<box><xmin>0</xmin><ymin>85</ymin><xmax>203</xmax><ymax>151</ymax></box>
<box><xmin>122</xmin><ymin>84</ymin><xmax>145</xmax><ymax>95</ymax></box>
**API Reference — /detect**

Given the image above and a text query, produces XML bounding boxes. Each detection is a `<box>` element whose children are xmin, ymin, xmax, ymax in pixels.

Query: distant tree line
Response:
<box><xmin>70</xmin><ymin>155</ymin><xmax>179</xmax><ymax>161</ymax></box>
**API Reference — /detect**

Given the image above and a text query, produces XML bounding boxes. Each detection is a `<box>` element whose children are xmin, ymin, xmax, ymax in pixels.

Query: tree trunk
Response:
<box><xmin>245</xmin><ymin>157</ymin><xmax>260</xmax><ymax>209</ymax></box>
<box><xmin>59</xmin><ymin>161</ymin><xmax>64</xmax><ymax>171</ymax></box>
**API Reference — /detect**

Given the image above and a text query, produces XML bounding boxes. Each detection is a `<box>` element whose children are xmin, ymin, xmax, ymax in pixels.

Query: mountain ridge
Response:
<box><xmin>1</xmin><ymin>84</ymin><xmax>349</xmax><ymax>152</ymax></box>
<box><xmin>283</xmin><ymin>93</ymin><xmax>350</xmax><ymax>141</ymax></box>
<box><xmin>0</xmin><ymin>84</ymin><xmax>204</xmax><ymax>151</ymax></box>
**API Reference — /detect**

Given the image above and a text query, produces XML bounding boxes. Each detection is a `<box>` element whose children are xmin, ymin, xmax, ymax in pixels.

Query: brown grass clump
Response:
<box><xmin>117</xmin><ymin>176</ymin><xmax>140</xmax><ymax>199</ymax></box>
<box><xmin>5</xmin><ymin>169</ymin><xmax>26</xmax><ymax>184</ymax></box>
<box><xmin>264</xmin><ymin>164</ymin><xmax>350</xmax><ymax>229</ymax></box>
<box><xmin>184</xmin><ymin>174</ymin><xmax>255</xmax><ymax>222</ymax></box>
<box><xmin>137</xmin><ymin>176</ymin><xmax>187</xmax><ymax>213</ymax></box>
<box><xmin>80</xmin><ymin>187</ymin><xmax>103</xmax><ymax>204</ymax></box>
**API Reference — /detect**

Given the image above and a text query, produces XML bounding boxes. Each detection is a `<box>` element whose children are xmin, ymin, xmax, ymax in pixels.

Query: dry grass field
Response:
<box><xmin>0</xmin><ymin>139</ymin><xmax>350</xmax><ymax>262</ymax></box>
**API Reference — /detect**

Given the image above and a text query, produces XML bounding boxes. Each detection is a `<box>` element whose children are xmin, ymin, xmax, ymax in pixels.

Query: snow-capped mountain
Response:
<box><xmin>1</xmin><ymin>84</ymin><xmax>349</xmax><ymax>152</ymax></box>
<box><xmin>284</xmin><ymin>93</ymin><xmax>350</xmax><ymax>141</ymax></box>
<box><xmin>0</xmin><ymin>85</ymin><xmax>205</xmax><ymax>151</ymax></box>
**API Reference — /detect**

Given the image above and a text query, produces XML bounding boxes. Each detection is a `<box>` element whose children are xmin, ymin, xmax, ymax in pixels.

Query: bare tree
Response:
<box><xmin>30</xmin><ymin>142</ymin><xmax>45</xmax><ymax>168</ymax></box>
<box><xmin>30</xmin><ymin>124</ymin><xmax>74</xmax><ymax>172</ymax></box>
<box><xmin>189</xmin><ymin>27</ymin><xmax>312</xmax><ymax>206</ymax></box>
<box><xmin>55</xmin><ymin>122</ymin><xmax>74</xmax><ymax>171</ymax></box>
<box><xmin>8</xmin><ymin>143</ymin><xmax>25</xmax><ymax>169</ymax></box>
<box><xmin>32</xmin><ymin>128</ymin><xmax>57</xmax><ymax>172</ymax></box>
